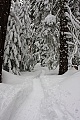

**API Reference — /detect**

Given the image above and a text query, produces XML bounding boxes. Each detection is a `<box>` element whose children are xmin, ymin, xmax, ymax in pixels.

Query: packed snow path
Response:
<box><xmin>2</xmin><ymin>64</ymin><xmax>80</xmax><ymax>120</ymax></box>
<box><xmin>10</xmin><ymin>71</ymin><xmax>44</xmax><ymax>120</ymax></box>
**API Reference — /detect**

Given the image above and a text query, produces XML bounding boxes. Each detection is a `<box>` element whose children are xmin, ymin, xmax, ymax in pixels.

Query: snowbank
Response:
<box><xmin>0</xmin><ymin>70</ymin><xmax>33</xmax><ymax>120</ymax></box>
<box><xmin>2</xmin><ymin>70</ymin><xmax>32</xmax><ymax>84</ymax></box>
<box><xmin>1</xmin><ymin>66</ymin><xmax>80</xmax><ymax>120</ymax></box>
<box><xmin>40</xmin><ymin>68</ymin><xmax>80</xmax><ymax>120</ymax></box>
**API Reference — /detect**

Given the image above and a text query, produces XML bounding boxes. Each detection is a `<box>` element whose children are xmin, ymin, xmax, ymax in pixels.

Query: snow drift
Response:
<box><xmin>0</xmin><ymin>66</ymin><xmax>80</xmax><ymax>120</ymax></box>
<box><xmin>40</xmin><ymin>68</ymin><xmax>80</xmax><ymax>120</ymax></box>
<box><xmin>0</xmin><ymin>70</ymin><xmax>33</xmax><ymax>120</ymax></box>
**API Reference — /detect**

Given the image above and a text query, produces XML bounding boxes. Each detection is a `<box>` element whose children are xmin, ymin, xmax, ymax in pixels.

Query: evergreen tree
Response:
<box><xmin>29</xmin><ymin>0</ymin><xmax>60</xmax><ymax>69</ymax></box>
<box><xmin>3</xmin><ymin>0</ymin><xmax>32</xmax><ymax>73</ymax></box>
<box><xmin>59</xmin><ymin>0</ymin><xmax>80</xmax><ymax>73</ymax></box>
<box><xmin>0</xmin><ymin>0</ymin><xmax>11</xmax><ymax>82</ymax></box>
<box><xmin>69</xmin><ymin>0</ymin><xmax>80</xmax><ymax>69</ymax></box>
<box><xmin>40</xmin><ymin>12</ymin><xmax>59</xmax><ymax>68</ymax></box>
<box><xmin>3</xmin><ymin>0</ymin><xmax>21</xmax><ymax>74</ymax></box>
<box><xmin>65</xmin><ymin>0</ymin><xmax>80</xmax><ymax>69</ymax></box>
<box><xmin>19</xmin><ymin>0</ymin><xmax>32</xmax><ymax>71</ymax></box>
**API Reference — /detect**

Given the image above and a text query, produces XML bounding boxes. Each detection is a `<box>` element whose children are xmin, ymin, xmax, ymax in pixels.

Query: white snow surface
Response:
<box><xmin>43</xmin><ymin>13</ymin><xmax>56</xmax><ymax>25</ymax></box>
<box><xmin>0</xmin><ymin>63</ymin><xmax>80</xmax><ymax>120</ymax></box>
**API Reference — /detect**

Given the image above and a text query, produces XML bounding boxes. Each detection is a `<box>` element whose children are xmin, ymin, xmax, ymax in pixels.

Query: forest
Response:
<box><xmin>0</xmin><ymin>1</ymin><xmax>80</xmax><ymax>120</ymax></box>
<box><xmin>0</xmin><ymin>0</ymin><xmax>80</xmax><ymax>82</ymax></box>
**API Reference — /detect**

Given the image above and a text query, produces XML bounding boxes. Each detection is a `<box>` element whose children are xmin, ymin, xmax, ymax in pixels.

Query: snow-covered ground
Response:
<box><xmin>0</xmin><ymin>63</ymin><xmax>80</xmax><ymax>120</ymax></box>
<box><xmin>40</xmin><ymin>67</ymin><xmax>80</xmax><ymax>120</ymax></box>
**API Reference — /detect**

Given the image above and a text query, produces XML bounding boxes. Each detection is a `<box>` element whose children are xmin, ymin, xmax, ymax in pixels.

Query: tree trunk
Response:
<box><xmin>59</xmin><ymin>0</ymin><xmax>68</xmax><ymax>75</ymax></box>
<box><xmin>0</xmin><ymin>0</ymin><xmax>11</xmax><ymax>82</ymax></box>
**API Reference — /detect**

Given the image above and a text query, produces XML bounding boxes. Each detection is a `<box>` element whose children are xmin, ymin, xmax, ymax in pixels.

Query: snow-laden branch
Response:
<box><xmin>43</xmin><ymin>13</ymin><xmax>56</xmax><ymax>25</ymax></box>
<box><xmin>52</xmin><ymin>0</ymin><xmax>60</xmax><ymax>10</ymax></box>
<box><xmin>10</xmin><ymin>0</ymin><xmax>22</xmax><ymax>26</ymax></box>
<box><xmin>65</xmin><ymin>4</ymin><xmax>80</xmax><ymax>65</ymax></box>
<box><xmin>72</xmin><ymin>31</ymin><xmax>80</xmax><ymax>45</ymax></box>
<box><xmin>66</xmin><ymin>4</ymin><xmax>80</xmax><ymax>30</ymax></box>
<box><xmin>68</xmin><ymin>40</ymin><xmax>78</xmax><ymax>65</ymax></box>
<box><xmin>10</xmin><ymin>11</ymin><xmax>22</xmax><ymax>27</ymax></box>
<box><xmin>66</xmin><ymin>41</ymin><xmax>74</xmax><ymax>45</ymax></box>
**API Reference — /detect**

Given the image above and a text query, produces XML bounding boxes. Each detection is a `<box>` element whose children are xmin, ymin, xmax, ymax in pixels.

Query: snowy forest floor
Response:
<box><xmin>0</xmin><ymin>63</ymin><xmax>80</xmax><ymax>120</ymax></box>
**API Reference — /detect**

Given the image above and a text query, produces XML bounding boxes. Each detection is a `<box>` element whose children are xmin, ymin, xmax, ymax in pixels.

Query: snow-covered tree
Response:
<box><xmin>0</xmin><ymin>0</ymin><xmax>11</xmax><ymax>82</ymax></box>
<box><xmin>3</xmin><ymin>0</ymin><xmax>34</xmax><ymax>73</ymax></box>
<box><xmin>50</xmin><ymin>0</ymin><xmax>80</xmax><ymax>72</ymax></box>
<box><xmin>41</xmin><ymin>12</ymin><xmax>59</xmax><ymax>68</ymax></box>
<box><xmin>19</xmin><ymin>0</ymin><xmax>32</xmax><ymax>71</ymax></box>
<box><xmin>3</xmin><ymin>0</ymin><xmax>80</xmax><ymax>76</ymax></box>
<box><xmin>3</xmin><ymin>0</ymin><xmax>22</xmax><ymax>74</ymax></box>
<box><xmin>29</xmin><ymin>0</ymin><xmax>60</xmax><ymax>69</ymax></box>
<box><xmin>64</xmin><ymin>0</ymin><xmax>80</xmax><ymax>69</ymax></box>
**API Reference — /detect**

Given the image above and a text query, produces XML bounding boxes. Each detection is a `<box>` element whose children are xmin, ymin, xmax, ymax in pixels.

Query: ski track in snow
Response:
<box><xmin>2</xmin><ymin>65</ymin><xmax>80</xmax><ymax>120</ymax></box>
<box><xmin>10</xmin><ymin>71</ymin><xmax>44</xmax><ymax>120</ymax></box>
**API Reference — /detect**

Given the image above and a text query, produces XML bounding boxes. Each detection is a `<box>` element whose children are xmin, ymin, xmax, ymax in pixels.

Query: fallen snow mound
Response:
<box><xmin>40</xmin><ymin>69</ymin><xmax>80</xmax><ymax>120</ymax></box>
<box><xmin>0</xmin><ymin>70</ymin><xmax>33</xmax><ymax>120</ymax></box>
<box><xmin>2</xmin><ymin>70</ymin><xmax>32</xmax><ymax>84</ymax></box>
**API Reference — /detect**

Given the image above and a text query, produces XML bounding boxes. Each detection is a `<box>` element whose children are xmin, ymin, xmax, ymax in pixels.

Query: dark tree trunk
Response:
<box><xmin>0</xmin><ymin>0</ymin><xmax>11</xmax><ymax>83</ymax></box>
<box><xmin>59</xmin><ymin>0</ymin><xmax>68</xmax><ymax>75</ymax></box>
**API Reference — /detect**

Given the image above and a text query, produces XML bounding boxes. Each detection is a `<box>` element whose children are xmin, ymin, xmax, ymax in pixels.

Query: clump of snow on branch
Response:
<box><xmin>64</xmin><ymin>3</ymin><xmax>80</xmax><ymax>66</ymax></box>
<box><xmin>42</xmin><ymin>13</ymin><xmax>56</xmax><ymax>25</ymax></box>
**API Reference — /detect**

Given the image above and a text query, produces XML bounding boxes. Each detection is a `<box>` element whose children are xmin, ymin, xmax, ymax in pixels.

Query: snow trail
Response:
<box><xmin>10</xmin><ymin>71</ymin><xmax>44</xmax><ymax>120</ymax></box>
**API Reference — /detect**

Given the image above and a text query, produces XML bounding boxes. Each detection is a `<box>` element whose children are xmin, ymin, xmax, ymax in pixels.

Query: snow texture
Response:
<box><xmin>0</xmin><ymin>64</ymin><xmax>80</xmax><ymax>120</ymax></box>
<box><xmin>43</xmin><ymin>13</ymin><xmax>56</xmax><ymax>25</ymax></box>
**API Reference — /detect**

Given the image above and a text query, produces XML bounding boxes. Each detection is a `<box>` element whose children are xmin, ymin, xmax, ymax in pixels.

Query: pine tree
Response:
<box><xmin>3</xmin><ymin>0</ymin><xmax>33</xmax><ymax>73</ymax></box>
<box><xmin>3</xmin><ymin>0</ymin><xmax>21</xmax><ymax>74</ymax></box>
<box><xmin>19</xmin><ymin>0</ymin><xmax>32</xmax><ymax>71</ymax></box>
<box><xmin>66</xmin><ymin>0</ymin><xmax>80</xmax><ymax>69</ymax></box>
<box><xmin>70</xmin><ymin>0</ymin><xmax>80</xmax><ymax>69</ymax></box>
<box><xmin>0</xmin><ymin>0</ymin><xmax>11</xmax><ymax>82</ymax></box>
<box><xmin>29</xmin><ymin>0</ymin><xmax>60</xmax><ymax>69</ymax></box>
